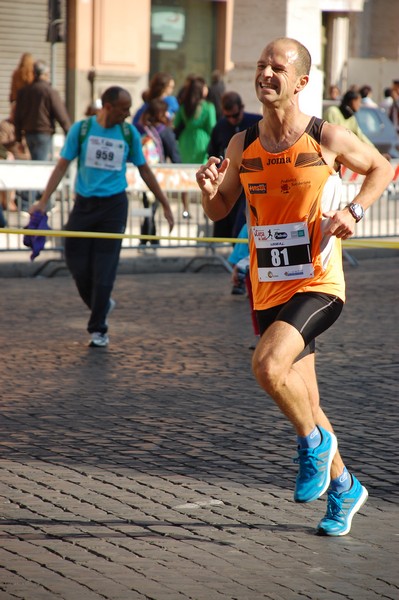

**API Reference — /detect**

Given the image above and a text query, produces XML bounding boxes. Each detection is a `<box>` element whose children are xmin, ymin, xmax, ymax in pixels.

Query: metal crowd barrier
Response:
<box><xmin>0</xmin><ymin>161</ymin><xmax>218</xmax><ymax>254</ymax></box>
<box><xmin>0</xmin><ymin>160</ymin><xmax>398</xmax><ymax>257</ymax></box>
<box><xmin>340</xmin><ymin>164</ymin><xmax>399</xmax><ymax>238</ymax></box>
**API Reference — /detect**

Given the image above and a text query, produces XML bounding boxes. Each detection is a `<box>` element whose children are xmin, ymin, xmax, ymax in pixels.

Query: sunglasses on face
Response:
<box><xmin>224</xmin><ymin>110</ymin><xmax>241</xmax><ymax>119</ymax></box>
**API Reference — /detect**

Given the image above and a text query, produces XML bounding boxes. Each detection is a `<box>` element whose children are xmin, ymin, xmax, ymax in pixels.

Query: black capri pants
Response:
<box><xmin>256</xmin><ymin>292</ymin><xmax>344</xmax><ymax>357</ymax></box>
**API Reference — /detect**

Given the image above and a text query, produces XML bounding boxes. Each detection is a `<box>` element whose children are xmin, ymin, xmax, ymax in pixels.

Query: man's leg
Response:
<box><xmin>291</xmin><ymin>352</ymin><xmax>345</xmax><ymax>480</ymax></box>
<box><xmin>26</xmin><ymin>133</ymin><xmax>52</xmax><ymax>161</ymax></box>
<box><xmin>253</xmin><ymin>292</ymin><xmax>343</xmax><ymax>441</ymax></box>
<box><xmin>25</xmin><ymin>133</ymin><xmax>53</xmax><ymax>202</ymax></box>
<box><xmin>253</xmin><ymin>313</ymin><xmax>368</xmax><ymax>534</ymax></box>
<box><xmin>87</xmin><ymin>236</ymin><xmax>122</xmax><ymax>334</ymax></box>
<box><xmin>252</xmin><ymin>319</ymin><xmax>337</xmax><ymax>502</ymax></box>
<box><xmin>297</xmin><ymin>353</ymin><xmax>368</xmax><ymax>537</ymax></box>
<box><xmin>64</xmin><ymin>197</ymin><xmax>94</xmax><ymax>310</ymax></box>
<box><xmin>64</xmin><ymin>236</ymin><xmax>93</xmax><ymax>309</ymax></box>
<box><xmin>87</xmin><ymin>193</ymin><xmax>128</xmax><ymax>336</ymax></box>
<box><xmin>252</xmin><ymin>320</ymin><xmax>316</xmax><ymax>435</ymax></box>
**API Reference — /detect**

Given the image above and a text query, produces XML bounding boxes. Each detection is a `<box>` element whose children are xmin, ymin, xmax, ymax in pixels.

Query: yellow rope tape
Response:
<box><xmin>1</xmin><ymin>228</ymin><xmax>399</xmax><ymax>248</ymax></box>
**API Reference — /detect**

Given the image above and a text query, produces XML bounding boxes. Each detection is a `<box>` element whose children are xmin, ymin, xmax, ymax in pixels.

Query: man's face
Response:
<box><xmin>106</xmin><ymin>92</ymin><xmax>132</xmax><ymax>126</ymax></box>
<box><xmin>223</xmin><ymin>104</ymin><xmax>243</xmax><ymax>125</ymax></box>
<box><xmin>255</xmin><ymin>41</ymin><xmax>304</xmax><ymax>105</ymax></box>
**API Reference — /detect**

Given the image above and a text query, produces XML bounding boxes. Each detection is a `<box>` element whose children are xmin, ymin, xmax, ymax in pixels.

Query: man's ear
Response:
<box><xmin>295</xmin><ymin>74</ymin><xmax>309</xmax><ymax>94</ymax></box>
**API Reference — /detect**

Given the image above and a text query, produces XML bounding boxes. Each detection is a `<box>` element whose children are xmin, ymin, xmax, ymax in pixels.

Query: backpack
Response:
<box><xmin>140</xmin><ymin>125</ymin><xmax>165</xmax><ymax>165</ymax></box>
<box><xmin>77</xmin><ymin>117</ymin><xmax>133</xmax><ymax>165</ymax></box>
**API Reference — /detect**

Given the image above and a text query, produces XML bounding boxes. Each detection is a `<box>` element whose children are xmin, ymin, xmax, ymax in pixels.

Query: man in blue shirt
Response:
<box><xmin>207</xmin><ymin>92</ymin><xmax>261</xmax><ymax>239</ymax></box>
<box><xmin>30</xmin><ymin>86</ymin><xmax>174</xmax><ymax>348</ymax></box>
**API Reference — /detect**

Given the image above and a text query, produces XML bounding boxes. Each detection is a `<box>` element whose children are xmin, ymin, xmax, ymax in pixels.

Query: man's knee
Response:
<box><xmin>252</xmin><ymin>349</ymin><xmax>285</xmax><ymax>394</ymax></box>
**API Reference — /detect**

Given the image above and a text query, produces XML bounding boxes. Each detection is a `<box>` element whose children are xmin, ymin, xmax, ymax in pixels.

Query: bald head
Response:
<box><xmin>264</xmin><ymin>38</ymin><xmax>311</xmax><ymax>77</ymax></box>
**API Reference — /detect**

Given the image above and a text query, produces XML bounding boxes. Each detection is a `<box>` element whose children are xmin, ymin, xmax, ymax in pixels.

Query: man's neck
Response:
<box><xmin>259</xmin><ymin>107</ymin><xmax>310</xmax><ymax>153</ymax></box>
<box><xmin>96</xmin><ymin>111</ymin><xmax>109</xmax><ymax>128</ymax></box>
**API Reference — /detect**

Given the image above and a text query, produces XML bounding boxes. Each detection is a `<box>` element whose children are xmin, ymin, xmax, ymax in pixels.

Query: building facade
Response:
<box><xmin>0</xmin><ymin>0</ymin><xmax>398</xmax><ymax>124</ymax></box>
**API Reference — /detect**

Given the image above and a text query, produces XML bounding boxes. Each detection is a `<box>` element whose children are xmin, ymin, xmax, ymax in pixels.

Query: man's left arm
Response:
<box><xmin>50</xmin><ymin>89</ymin><xmax>72</xmax><ymax>134</ymax></box>
<box><xmin>137</xmin><ymin>163</ymin><xmax>174</xmax><ymax>232</ymax></box>
<box><xmin>321</xmin><ymin>123</ymin><xmax>394</xmax><ymax>239</ymax></box>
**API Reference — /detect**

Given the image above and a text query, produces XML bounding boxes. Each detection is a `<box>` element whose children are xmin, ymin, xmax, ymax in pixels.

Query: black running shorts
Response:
<box><xmin>256</xmin><ymin>292</ymin><xmax>344</xmax><ymax>356</ymax></box>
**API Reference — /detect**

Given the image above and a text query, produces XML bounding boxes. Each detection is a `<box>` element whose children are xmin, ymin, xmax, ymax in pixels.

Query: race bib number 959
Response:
<box><xmin>85</xmin><ymin>136</ymin><xmax>124</xmax><ymax>171</ymax></box>
<box><xmin>252</xmin><ymin>222</ymin><xmax>314</xmax><ymax>282</ymax></box>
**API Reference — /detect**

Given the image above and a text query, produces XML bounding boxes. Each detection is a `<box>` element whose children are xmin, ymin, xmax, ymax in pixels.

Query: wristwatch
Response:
<box><xmin>346</xmin><ymin>202</ymin><xmax>364</xmax><ymax>223</ymax></box>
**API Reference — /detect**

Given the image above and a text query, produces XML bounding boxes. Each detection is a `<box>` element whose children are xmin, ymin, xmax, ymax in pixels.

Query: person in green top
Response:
<box><xmin>323</xmin><ymin>90</ymin><xmax>374</xmax><ymax>147</ymax></box>
<box><xmin>174</xmin><ymin>76</ymin><xmax>217</xmax><ymax>164</ymax></box>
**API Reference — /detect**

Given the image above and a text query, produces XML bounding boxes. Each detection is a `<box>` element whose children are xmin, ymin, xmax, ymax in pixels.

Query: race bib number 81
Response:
<box><xmin>252</xmin><ymin>222</ymin><xmax>314</xmax><ymax>282</ymax></box>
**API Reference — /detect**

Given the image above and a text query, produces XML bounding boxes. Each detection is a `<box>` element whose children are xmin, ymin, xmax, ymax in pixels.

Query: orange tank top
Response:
<box><xmin>239</xmin><ymin>117</ymin><xmax>345</xmax><ymax>310</ymax></box>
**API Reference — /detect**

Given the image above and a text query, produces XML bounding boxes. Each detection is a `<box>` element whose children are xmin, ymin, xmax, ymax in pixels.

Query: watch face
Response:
<box><xmin>349</xmin><ymin>203</ymin><xmax>364</xmax><ymax>221</ymax></box>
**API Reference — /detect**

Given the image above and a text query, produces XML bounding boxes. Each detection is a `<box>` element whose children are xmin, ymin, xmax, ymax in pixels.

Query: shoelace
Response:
<box><xmin>325</xmin><ymin>492</ymin><xmax>343</xmax><ymax>518</ymax></box>
<box><xmin>293</xmin><ymin>448</ymin><xmax>318</xmax><ymax>477</ymax></box>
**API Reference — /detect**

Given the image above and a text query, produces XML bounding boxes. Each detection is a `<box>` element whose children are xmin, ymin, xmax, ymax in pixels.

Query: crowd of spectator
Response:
<box><xmin>1</xmin><ymin>52</ymin><xmax>398</xmax><ymax>350</ymax></box>
<box><xmin>325</xmin><ymin>80</ymin><xmax>399</xmax><ymax>133</ymax></box>
<box><xmin>1</xmin><ymin>53</ymin><xmax>71</xmax><ymax>224</ymax></box>
<box><xmin>3</xmin><ymin>51</ymin><xmax>399</xmax><ymax>233</ymax></box>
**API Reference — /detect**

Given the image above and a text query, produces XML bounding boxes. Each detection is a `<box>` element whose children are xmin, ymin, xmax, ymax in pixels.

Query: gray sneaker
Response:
<box><xmin>89</xmin><ymin>332</ymin><xmax>109</xmax><ymax>348</ymax></box>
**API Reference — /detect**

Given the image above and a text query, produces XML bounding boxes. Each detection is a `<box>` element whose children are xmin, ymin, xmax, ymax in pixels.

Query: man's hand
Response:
<box><xmin>28</xmin><ymin>158</ymin><xmax>70</xmax><ymax>215</ymax></box>
<box><xmin>29</xmin><ymin>198</ymin><xmax>47</xmax><ymax>215</ymax></box>
<box><xmin>322</xmin><ymin>208</ymin><xmax>357</xmax><ymax>239</ymax></box>
<box><xmin>162</xmin><ymin>203</ymin><xmax>174</xmax><ymax>232</ymax></box>
<box><xmin>196</xmin><ymin>156</ymin><xmax>230</xmax><ymax>199</ymax></box>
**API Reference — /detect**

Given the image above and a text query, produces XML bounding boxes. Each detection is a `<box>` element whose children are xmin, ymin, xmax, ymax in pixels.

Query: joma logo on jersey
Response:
<box><xmin>248</xmin><ymin>183</ymin><xmax>267</xmax><ymax>194</ymax></box>
<box><xmin>266</xmin><ymin>157</ymin><xmax>291</xmax><ymax>165</ymax></box>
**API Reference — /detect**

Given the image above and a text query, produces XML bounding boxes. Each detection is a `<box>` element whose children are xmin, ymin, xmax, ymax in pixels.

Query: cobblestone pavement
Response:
<box><xmin>0</xmin><ymin>255</ymin><xmax>398</xmax><ymax>600</ymax></box>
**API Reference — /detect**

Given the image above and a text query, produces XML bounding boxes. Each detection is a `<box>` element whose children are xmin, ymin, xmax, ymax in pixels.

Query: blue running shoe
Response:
<box><xmin>294</xmin><ymin>426</ymin><xmax>337</xmax><ymax>503</ymax></box>
<box><xmin>317</xmin><ymin>475</ymin><xmax>368</xmax><ymax>536</ymax></box>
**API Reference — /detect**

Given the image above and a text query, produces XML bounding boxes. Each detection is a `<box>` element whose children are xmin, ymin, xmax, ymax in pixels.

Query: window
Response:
<box><xmin>150</xmin><ymin>0</ymin><xmax>221</xmax><ymax>91</ymax></box>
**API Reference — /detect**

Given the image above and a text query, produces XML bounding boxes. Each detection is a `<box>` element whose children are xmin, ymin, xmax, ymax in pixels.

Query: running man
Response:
<box><xmin>196</xmin><ymin>38</ymin><xmax>393</xmax><ymax>536</ymax></box>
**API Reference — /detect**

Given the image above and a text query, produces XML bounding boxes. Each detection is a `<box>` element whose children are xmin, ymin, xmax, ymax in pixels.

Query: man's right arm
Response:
<box><xmin>197</xmin><ymin>131</ymin><xmax>244</xmax><ymax>222</ymax></box>
<box><xmin>29</xmin><ymin>157</ymin><xmax>70</xmax><ymax>214</ymax></box>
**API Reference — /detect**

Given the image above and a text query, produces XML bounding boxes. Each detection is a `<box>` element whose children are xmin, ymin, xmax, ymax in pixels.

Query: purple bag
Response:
<box><xmin>23</xmin><ymin>211</ymin><xmax>51</xmax><ymax>261</ymax></box>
